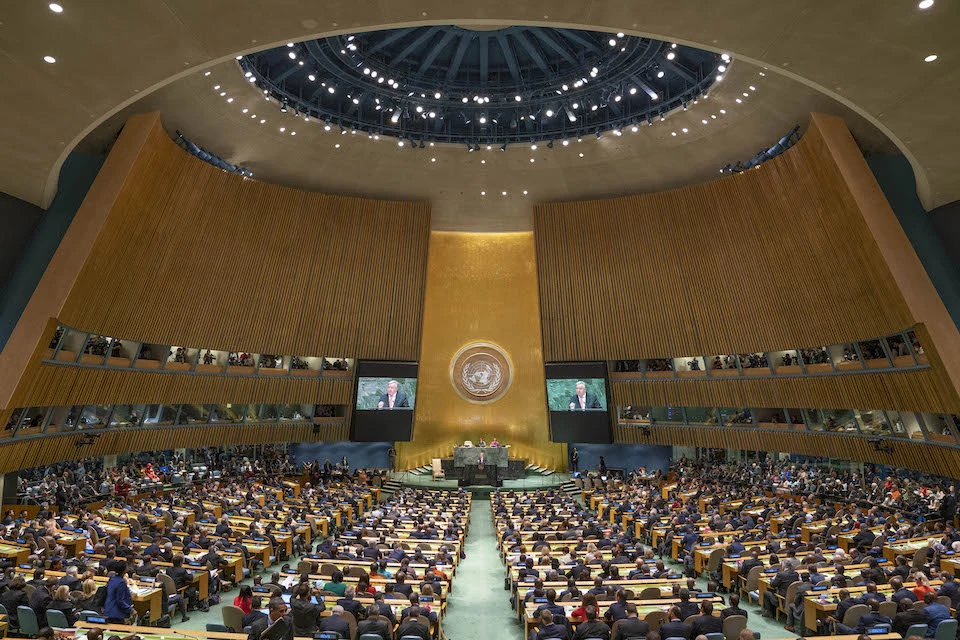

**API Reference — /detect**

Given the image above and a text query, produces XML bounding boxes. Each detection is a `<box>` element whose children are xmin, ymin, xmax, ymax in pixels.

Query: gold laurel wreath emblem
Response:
<box><xmin>461</xmin><ymin>359</ymin><xmax>502</xmax><ymax>396</ymax></box>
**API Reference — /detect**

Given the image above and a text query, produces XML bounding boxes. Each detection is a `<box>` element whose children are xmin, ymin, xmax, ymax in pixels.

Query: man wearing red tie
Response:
<box><xmin>377</xmin><ymin>380</ymin><xmax>410</xmax><ymax>409</ymax></box>
<box><xmin>568</xmin><ymin>381</ymin><xmax>601</xmax><ymax>411</ymax></box>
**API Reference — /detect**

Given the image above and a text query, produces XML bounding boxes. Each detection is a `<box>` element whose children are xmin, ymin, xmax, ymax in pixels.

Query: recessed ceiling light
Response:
<box><xmin>562</xmin><ymin>140</ymin><xmax>569</xmax><ymax>146</ymax></box>
<box><xmin>523</xmin><ymin>190</ymin><xmax>528</xmax><ymax>195</ymax></box>
<box><xmin>481</xmin><ymin>191</ymin><xmax>486</xmax><ymax>196</ymax></box>
<box><xmin>227</xmin><ymin>98</ymin><xmax>233</xmax><ymax>103</ymax></box>
<box><xmin>219</xmin><ymin>92</ymin><xmax>226</xmax><ymax>96</ymax></box>
<box><xmin>335</xmin><ymin>143</ymin><xmax>340</xmax><ymax>148</ymax></box>
<box><xmin>288</xmin><ymin>51</ymin><xmax>297</xmax><ymax>60</ymax></box>
<box><xmin>711</xmin><ymin>114</ymin><xmax>716</xmax><ymax>119</ymax></box>
<box><xmin>720</xmin><ymin>109</ymin><xmax>726</xmax><ymax>114</ymax></box>
<box><xmin>578</xmin><ymin>153</ymin><xmax>584</xmax><ymax>157</ymax></box>
<box><xmin>666</xmin><ymin>52</ymin><xmax>675</xmax><ymax>60</ymax></box>
<box><xmin>501</xmin><ymin>191</ymin><xmax>507</xmax><ymax>196</ymax></box>
<box><xmin>529</xmin><ymin>158</ymin><xmax>535</xmax><ymax>163</ymax></box>
<box><xmin>259</xmin><ymin>119</ymin><xmax>266</xmax><ymax>124</ymax></box>
<box><xmin>290</xmin><ymin>131</ymin><xmax>296</xmax><ymax>135</ymax></box>
<box><xmin>431</xmin><ymin>158</ymin><xmax>436</xmax><ymax>162</ymax></box>
<box><xmin>204</xmin><ymin>71</ymin><xmax>211</xmax><ymax>77</ymax></box>
<box><xmin>702</xmin><ymin>119</ymin><xmax>708</xmax><ymax>124</ymax></box>
<box><xmin>631</xmin><ymin>126</ymin><xmax>639</xmax><ymax>133</ymax></box>
<box><xmin>749</xmin><ymin>85</ymin><xmax>756</xmax><ymax>91</ymax></box>
<box><xmin>481</xmin><ymin>160</ymin><xmax>486</xmax><ymax>164</ymax></box>
<box><xmin>735</xmin><ymin>98</ymin><xmax>742</xmax><ymax>103</ymax></box>
<box><xmin>682</xmin><ymin>128</ymin><xmax>688</xmax><ymax>133</ymax></box>
<box><xmin>49</xmin><ymin>3</ymin><xmax>63</xmax><ymax>12</ymax></box>
<box><xmin>671</xmin><ymin>132</ymin><xmax>677</xmax><ymax>136</ymax></box>
<box><xmin>924</xmin><ymin>54</ymin><xmax>938</xmax><ymax>62</ymax></box>
<box><xmin>531</xmin><ymin>144</ymin><xmax>537</xmax><ymax>150</ymax></box>
<box><xmin>919</xmin><ymin>0</ymin><xmax>934</xmax><ymax>8</ymax></box>
<box><xmin>657</xmin><ymin>71</ymin><xmax>665</xmax><ymax>78</ymax></box>
<box><xmin>716</xmin><ymin>75</ymin><xmax>724</xmax><ymax>81</ymax></box>
<box><xmin>279</xmin><ymin>127</ymin><xmax>285</xmax><ymax>132</ymax></box>
<box><xmin>43</xmin><ymin>55</ymin><xmax>56</xmax><ymax>64</ymax></box>
<box><xmin>214</xmin><ymin>85</ymin><xmax>220</xmax><ymax>90</ymax></box>
<box><xmin>398</xmin><ymin>141</ymin><xmax>404</xmax><ymax>147</ymax></box>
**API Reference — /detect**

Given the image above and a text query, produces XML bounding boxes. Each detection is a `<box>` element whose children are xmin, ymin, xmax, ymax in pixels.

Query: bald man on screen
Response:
<box><xmin>377</xmin><ymin>380</ymin><xmax>409</xmax><ymax>409</ymax></box>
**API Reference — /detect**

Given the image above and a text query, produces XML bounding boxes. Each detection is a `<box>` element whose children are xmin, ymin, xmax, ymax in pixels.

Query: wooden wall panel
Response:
<box><xmin>0</xmin><ymin>422</ymin><xmax>347</xmax><ymax>475</ymax></box>
<box><xmin>56</xmin><ymin>114</ymin><xmax>430</xmax><ymax>360</ymax></box>
<box><xmin>535</xmin><ymin>118</ymin><xmax>914</xmax><ymax>362</ymax></box>
<box><xmin>9</xmin><ymin>363</ymin><xmax>353</xmax><ymax>407</ymax></box>
<box><xmin>611</xmin><ymin>365</ymin><xmax>960</xmax><ymax>414</ymax></box>
<box><xmin>614</xmin><ymin>423</ymin><xmax>960</xmax><ymax>479</ymax></box>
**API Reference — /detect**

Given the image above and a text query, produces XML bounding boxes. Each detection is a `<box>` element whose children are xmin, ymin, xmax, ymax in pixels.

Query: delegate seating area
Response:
<box><xmin>546</xmin><ymin>458</ymin><xmax>960</xmax><ymax>640</ymax></box>
<box><xmin>0</xmin><ymin>450</ymin><xmax>470</xmax><ymax>640</ymax></box>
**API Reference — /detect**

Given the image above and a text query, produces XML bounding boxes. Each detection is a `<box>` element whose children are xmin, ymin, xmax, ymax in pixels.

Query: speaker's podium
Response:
<box><xmin>451</xmin><ymin>445</ymin><xmax>516</xmax><ymax>487</ymax></box>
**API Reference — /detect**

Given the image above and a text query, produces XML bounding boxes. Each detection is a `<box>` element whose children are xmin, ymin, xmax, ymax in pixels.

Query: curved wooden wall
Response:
<box><xmin>0</xmin><ymin>422</ymin><xmax>347</xmax><ymax>475</ymax></box>
<box><xmin>614</xmin><ymin>423</ymin><xmax>960</xmax><ymax>478</ymax></box>
<box><xmin>57</xmin><ymin>116</ymin><xmax>430</xmax><ymax>360</ymax></box>
<box><xmin>535</xmin><ymin>121</ymin><xmax>913</xmax><ymax>362</ymax></box>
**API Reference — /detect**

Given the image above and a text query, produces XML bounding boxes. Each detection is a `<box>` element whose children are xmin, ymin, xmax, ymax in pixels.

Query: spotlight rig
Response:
<box><xmin>868</xmin><ymin>437</ymin><xmax>894</xmax><ymax>455</ymax></box>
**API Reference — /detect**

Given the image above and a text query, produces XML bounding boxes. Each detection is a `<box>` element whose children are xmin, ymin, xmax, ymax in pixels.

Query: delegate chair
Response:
<box><xmin>432</xmin><ymin>458</ymin><xmax>445</xmax><ymax>481</ymax></box>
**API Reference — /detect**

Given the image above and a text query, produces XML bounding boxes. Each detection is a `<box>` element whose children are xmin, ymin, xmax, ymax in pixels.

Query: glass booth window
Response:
<box><xmin>110</xmin><ymin>404</ymin><xmax>145</xmax><ymax>427</ymax></box>
<box><xmin>823</xmin><ymin>409</ymin><xmax>858</xmax><ymax>433</ymax></box>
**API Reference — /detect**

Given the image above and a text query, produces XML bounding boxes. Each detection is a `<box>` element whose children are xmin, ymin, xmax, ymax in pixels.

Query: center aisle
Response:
<box><xmin>442</xmin><ymin>499</ymin><xmax>517</xmax><ymax>640</ymax></box>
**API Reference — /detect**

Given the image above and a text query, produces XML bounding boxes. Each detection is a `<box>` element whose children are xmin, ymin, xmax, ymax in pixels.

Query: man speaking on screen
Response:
<box><xmin>377</xmin><ymin>380</ymin><xmax>410</xmax><ymax>409</ymax></box>
<box><xmin>568</xmin><ymin>381</ymin><xmax>601</xmax><ymax>411</ymax></box>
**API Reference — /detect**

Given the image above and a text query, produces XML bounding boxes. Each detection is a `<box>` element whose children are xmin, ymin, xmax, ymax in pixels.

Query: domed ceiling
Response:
<box><xmin>242</xmin><ymin>26</ymin><xmax>722</xmax><ymax>146</ymax></box>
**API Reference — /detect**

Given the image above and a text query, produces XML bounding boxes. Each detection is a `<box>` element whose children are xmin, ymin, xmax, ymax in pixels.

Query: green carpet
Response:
<box><xmin>441</xmin><ymin>499</ymin><xmax>519</xmax><ymax>640</ymax></box>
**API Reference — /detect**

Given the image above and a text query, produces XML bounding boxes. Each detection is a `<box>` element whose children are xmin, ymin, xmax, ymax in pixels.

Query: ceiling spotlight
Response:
<box><xmin>227</xmin><ymin>98</ymin><xmax>233</xmax><ymax>103</ymax></box>
<box><xmin>288</xmin><ymin>51</ymin><xmax>297</xmax><ymax>60</ymax></box>
<box><xmin>919</xmin><ymin>0</ymin><xmax>934</xmax><ymax>6</ymax></box>
<box><xmin>749</xmin><ymin>85</ymin><xmax>756</xmax><ymax>91</ymax></box>
<box><xmin>578</xmin><ymin>152</ymin><xmax>584</xmax><ymax>157</ymax></box>
<box><xmin>648</xmin><ymin>90</ymin><xmax>659</xmax><ymax>100</ymax></box>
<box><xmin>682</xmin><ymin>128</ymin><xmax>688</xmax><ymax>133</ymax></box>
<box><xmin>481</xmin><ymin>191</ymin><xmax>486</xmax><ymax>196</ymax></box>
<box><xmin>204</xmin><ymin>71</ymin><xmax>211</xmax><ymax>76</ymax></box>
<box><xmin>716</xmin><ymin>74</ymin><xmax>724</xmax><ymax>81</ymax></box>
<box><xmin>500</xmin><ymin>143</ymin><xmax>508</xmax><ymax>151</ymax></box>
<box><xmin>479</xmin><ymin>116</ymin><xmax>487</xmax><ymax>124</ymax></box>
<box><xmin>428</xmin><ymin>111</ymin><xmax>436</xmax><ymax>118</ymax></box>
<box><xmin>721</xmin><ymin>53</ymin><xmax>731</xmax><ymax>61</ymax></box>
<box><xmin>328</xmin><ymin>87</ymin><xmax>335</xmax><ymax>94</ymax></box>
<box><xmin>562</xmin><ymin>140</ymin><xmax>569</xmax><ymax>146</ymax></box>
<box><xmin>531</xmin><ymin>144</ymin><xmax>538</xmax><ymax>150</ymax></box>
<box><xmin>657</xmin><ymin>71</ymin><xmax>665</xmax><ymax>78</ymax></box>
<box><xmin>613</xmin><ymin>95</ymin><xmax>621</xmax><ymax>103</ymax></box>
<box><xmin>280</xmin><ymin>103</ymin><xmax>287</xmax><ymax>112</ymax></box>
<box><xmin>631</xmin><ymin>125</ymin><xmax>639</xmax><ymax>132</ymax></box>
<box><xmin>562</xmin><ymin>84</ymin><xmax>568</xmax><ymax>91</ymax></box>
<box><xmin>43</xmin><ymin>55</ymin><xmax>56</xmax><ymax>64</ymax></box>
<box><xmin>546</xmin><ymin>109</ymin><xmax>554</xmax><ymax>117</ymax></box>
<box><xmin>260</xmin><ymin>119</ymin><xmax>266</xmax><ymax>124</ymax></box>
<box><xmin>666</xmin><ymin>52</ymin><xmax>675</xmax><ymax>60</ymax></box>
<box><xmin>335</xmin><ymin>143</ymin><xmax>340</xmax><ymax>148</ymax></box>
<box><xmin>219</xmin><ymin>91</ymin><xmax>226</xmax><ymax>96</ymax></box>
<box><xmin>308</xmin><ymin>74</ymin><xmax>316</xmax><ymax>81</ymax></box>
<box><xmin>49</xmin><ymin>3</ymin><xmax>63</xmax><ymax>12</ymax></box>
<box><xmin>431</xmin><ymin>157</ymin><xmax>436</xmax><ymax>162</ymax></box>
<box><xmin>572</xmin><ymin>102</ymin><xmax>579</xmax><ymax>110</ymax></box>
<box><xmin>523</xmin><ymin>190</ymin><xmax>528</xmax><ymax>195</ymax></box>
<box><xmin>546</xmin><ymin>141</ymin><xmax>553</xmax><ymax>149</ymax></box>
<box><xmin>434</xmin><ymin>91</ymin><xmax>441</xmax><ymax>99</ymax></box>
<box><xmin>617</xmin><ymin>32</ymin><xmax>625</xmax><ymax>37</ymax></box>
<box><xmin>501</xmin><ymin>191</ymin><xmax>507</xmax><ymax>196</ymax></box>
<box><xmin>609</xmin><ymin>38</ymin><xmax>617</xmax><ymax>47</ymax></box>
<box><xmin>718</xmin><ymin>65</ymin><xmax>727</xmax><ymax>72</ymax></box>
<box><xmin>398</xmin><ymin>140</ymin><xmax>404</xmax><ymax>147</ymax></box>
<box><xmin>214</xmin><ymin>85</ymin><xmax>221</xmax><ymax>90</ymax></box>
<box><xmin>290</xmin><ymin>131</ymin><xmax>296</xmax><ymax>135</ymax></box>
<box><xmin>481</xmin><ymin>159</ymin><xmax>486</xmax><ymax>164</ymax></box>
<box><xmin>671</xmin><ymin>131</ymin><xmax>677</xmax><ymax>136</ymax></box>
<box><xmin>515</xmin><ymin>95</ymin><xmax>522</xmax><ymax>102</ymax></box>
<box><xmin>736</xmin><ymin>98</ymin><xmax>742</xmax><ymax>103</ymax></box>
<box><xmin>415</xmin><ymin>105</ymin><xmax>423</xmax><ymax>113</ymax></box>
<box><xmin>242</xmin><ymin>108</ymin><xmax>248</xmax><ymax>113</ymax></box>
<box><xmin>529</xmin><ymin>158</ymin><xmax>535</xmax><ymax>163</ymax></box>
<box><xmin>287</xmin><ymin>42</ymin><xmax>294</xmax><ymax>47</ymax></box>
<box><xmin>279</xmin><ymin>127</ymin><xmax>286</xmax><ymax>132</ymax></box>
<box><xmin>925</xmin><ymin>54</ymin><xmax>938</xmax><ymax>62</ymax></box>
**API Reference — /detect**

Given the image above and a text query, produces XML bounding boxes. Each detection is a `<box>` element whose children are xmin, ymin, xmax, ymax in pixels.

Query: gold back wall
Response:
<box><xmin>534</xmin><ymin>120</ymin><xmax>914</xmax><ymax>362</ymax></box>
<box><xmin>57</xmin><ymin>114</ymin><xmax>430</xmax><ymax>360</ymax></box>
<box><xmin>398</xmin><ymin>232</ymin><xmax>565</xmax><ymax>470</ymax></box>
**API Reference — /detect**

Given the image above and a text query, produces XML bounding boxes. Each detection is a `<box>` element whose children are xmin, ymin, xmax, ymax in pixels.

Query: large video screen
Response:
<box><xmin>546</xmin><ymin>378</ymin><xmax>607</xmax><ymax>411</ymax></box>
<box><xmin>351</xmin><ymin>361</ymin><xmax>418</xmax><ymax>442</ymax></box>
<box><xmin>546</xmin><ymin>363</ymin><xmax>612</xmax><ymax>444</ymax></box>
<box><xmin>355</xmin><ymin>377</ymin><xmax>418</xmax><ymax>410</ymax></box>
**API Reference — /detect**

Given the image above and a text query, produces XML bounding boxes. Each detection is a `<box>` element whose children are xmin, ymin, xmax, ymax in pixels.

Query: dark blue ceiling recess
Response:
<box><xmin>241</xmin><ymin>26</ymin><xmax>723</xmax><ymax>148</ymax></box>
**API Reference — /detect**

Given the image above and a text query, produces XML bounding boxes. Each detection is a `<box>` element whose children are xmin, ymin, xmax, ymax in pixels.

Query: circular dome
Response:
<box><xmin>241</xmin><ymin>26</ymin><xmax>723</xmax><ymax>147</ymax></box>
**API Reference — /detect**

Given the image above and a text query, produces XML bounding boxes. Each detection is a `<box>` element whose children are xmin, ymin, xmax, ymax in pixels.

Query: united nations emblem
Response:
<box><xmin>450</xmin><ymin>342</ymin><xmax>512</xmax><ymax>403</ymax></box>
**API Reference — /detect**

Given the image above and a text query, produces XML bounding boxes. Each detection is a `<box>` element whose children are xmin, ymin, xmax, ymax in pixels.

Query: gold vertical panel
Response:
<box><xmin>534</xmin><ymin>115</ymin><xmax>915</xmax><ymax>362</ymax></box>
<box><xmin>55</xmin><ymin>114</ymin><xmax>430</xmax><ymax>361</ymax></box>
<box><xmin>398</xmin><ymin>232</ymin><xmax>565</xmax><ymax>470</ymax></box>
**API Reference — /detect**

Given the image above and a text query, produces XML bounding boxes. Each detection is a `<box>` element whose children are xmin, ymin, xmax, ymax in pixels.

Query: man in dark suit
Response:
<box><xmin>395</xmin><ymin>606</ymin><xmax>431</xmax><ymax>640</ymax></box>
<box><xmin>356</xmin><ymin>605</ymin><xmax>392</xmax><ymax>640</ymax></box>
<box><xmin>612</xmin><ymin>604</ymin><xmax>649</xmax><ymax>640</ymax></box>
<box><xmin>676</xmin><ymin>589</ymin><xmax>700</xmax><ymax>621</ymax></box>
<box><xmin>659</xmin><ymin>606</ymin><xmax>693</xmax><ymax>640</ymax></box>
<box><xmin>762</xmin><ymin>562</ymin><xmax>798</xmax><ymax>617</ymax></box>
<box><xmin>317</xmin><ymin>605</ymin><xmax>351</xmax><ymax>639</ymax></box>
<box><xmin>937</xmin><ymin>573</ymin><xmax>960</xmax><ymax>608</ymax></box>
<box><xmin>604</xmin><ymin>590</ymin><xmax>629</xmax><ymax>622</ymax></box>
<box><xmin>568</xmin><ymin>382</ymin><xmax>601</xmax><ymax>411</ymax></box>
<box><xmin>852</xmin><ymin>523</ymin><xmax>877</xmax><ymax>551</ymax></box>
<box><xmin>377</xmin><ymin>380</ymin><xmax>409</xmax><ymax>409</ymax></box>
<box><xmin>531</xmin><ymin>609</ymin><xmax>569</xmax><ymax>640</ymax></box>
<box><xmin>721</xmin><ymin>594</ymin><xmax>748</xmax><ymax>620</ymax></box>
<box><xmin>336</xmin><ymin>585</ymin><xmax>364</xmax><ymax>618</ymax></box>
<box><xmin>690</xmin><ymin>601</ymin><xmax>723</xmax><ymax>637</ymax></box>
<box><xmin>573</xmin><ymin>605</ymin><xmax>610</xmax><ymax>640</ymax></box>
<box><xmin>247</xmin><ymin>597</ymin><xmax>293</xmax><ymax>640</ymax></box>
<box><xmin>892</xmin><ymin>597</ymin><xmax>928</xmax><ymax>636</ymax></box>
